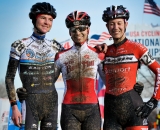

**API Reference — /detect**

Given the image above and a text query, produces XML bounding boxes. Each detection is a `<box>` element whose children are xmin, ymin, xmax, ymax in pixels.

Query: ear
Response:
<box><xmin>69</xmin><ymin>30</ymin><xmax>71</xmax><ymax>36</ymax></box>
<box><xmin>106</xmin><ymin>23</ymin><xmax>109</xmax><ymax>30</ymax></box>
<box><xmin>87</xmin><ymin>27</ymin><xmax>90</xmax><ymax>34</ymax></box>
<box><xmin>125</xmin><ymin>21</ymin><xmax>128</xmax><ymax>28</ymax></box>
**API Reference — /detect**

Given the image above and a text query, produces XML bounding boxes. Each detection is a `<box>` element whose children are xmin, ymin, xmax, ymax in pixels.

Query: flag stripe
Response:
<box><xmin>143</xmin><ymin>0</ymin><xmax>160</xmax><ymax>16</ymax></box>
<box><xmin>88</xmin><ymin>32</ymin><xmax>111</xmax><ymax>47</ymax></box>
<box><xmin>60</xmin><ymin>39</ymin><xmax>72</xmax><ymax>49</ymax></box>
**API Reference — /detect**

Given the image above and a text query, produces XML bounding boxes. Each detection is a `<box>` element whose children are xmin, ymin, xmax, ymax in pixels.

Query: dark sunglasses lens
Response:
<box><xmin>70</xmin><ymin>26</ymin><xmax>87</xmax><ymax>32</ymax></box>
<box><xmin>79</xmin><ymin>26</ymin><xmax>87</xmax><ymax>31</ymax></box>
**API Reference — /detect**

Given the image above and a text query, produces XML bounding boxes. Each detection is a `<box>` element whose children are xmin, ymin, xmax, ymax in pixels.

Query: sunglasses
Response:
<box><xmin>70</xmin><ymin>26</ymin><xmax>88</xmax><ymax>33</ymax></box>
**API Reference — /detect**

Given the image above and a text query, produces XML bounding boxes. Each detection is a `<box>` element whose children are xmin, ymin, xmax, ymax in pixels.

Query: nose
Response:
<box><xmin>74</xmin><ymin>29</ymin><xmax>81</xmax><ymax>34</ymax></box>
<box><xmin>44</xmin><ymin>19</ymin><xmax>49</xmax><ymax>24</ymax></box>
<box><xmin>113</xmin><ymin>24</ymin><xmax>118</xmax><ymax>29</ymax></box>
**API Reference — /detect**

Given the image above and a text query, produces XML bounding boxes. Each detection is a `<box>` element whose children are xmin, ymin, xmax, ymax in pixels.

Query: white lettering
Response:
<box><xmin>105</xmin><ymin>67</ymin><xmax>130</xmax><ymax>74</ymax></box>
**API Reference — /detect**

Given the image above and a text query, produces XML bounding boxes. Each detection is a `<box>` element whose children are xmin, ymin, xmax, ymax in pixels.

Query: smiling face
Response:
<box><xmin>107</xmin><ymin>18</ymin><xmax>128</xmax><ymax>43</ymax></box>
<box><xmin>35</xmin><ymin>14</ymin><xmax>53</xmax><ymax>34</ymax></box>
<box><xmin>69</xmin><ymin>25</ymin><xmax>89</xmax><ymax>46</ymax></box>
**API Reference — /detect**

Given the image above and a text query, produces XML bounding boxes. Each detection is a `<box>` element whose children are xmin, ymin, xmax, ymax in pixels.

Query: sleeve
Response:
<box><xmin>54</xmin><ymin>52</ymin><xmax>62</xmax><ymax>82</ymax></box>
<box><xmin>5</xmin><ymin>57</ymin><xmax>19</xmax><ymax>103</ymax></box>
<box><xmin>52</xmin><ymin>40</ymin><xmax>65</xmax><ymax>52</ymax></box>
<box><xmin>10</xmin><ymin>40</ymin><xmax>25</xmax><ymax>60</ymax></box>
<box><xmin>53</xmin><ymin>63</ymin><xmax>61</xmax><ymax>83</ymax></box>
<box><xmin>5</xmin><ymin>39</ymin><xmax>25</xmax><ymax>104</ymax></box>
<box><xmin>138</xmin><ymin>44</ymin><xmax>160</xmax><ymax>100</ymax></box>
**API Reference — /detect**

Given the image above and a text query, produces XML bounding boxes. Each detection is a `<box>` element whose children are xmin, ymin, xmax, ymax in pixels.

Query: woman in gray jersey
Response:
<box><xmin>5</xmin><ymin>2</ymin><xmax>63</xmax><ymax>130</ymax></box>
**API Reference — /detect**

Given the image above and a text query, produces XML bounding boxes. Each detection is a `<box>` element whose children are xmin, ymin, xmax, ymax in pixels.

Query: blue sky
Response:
<box><xmin>0</xmin><ymin>0</ymin><xmax>160</xmax><ymax>88</ymax></box>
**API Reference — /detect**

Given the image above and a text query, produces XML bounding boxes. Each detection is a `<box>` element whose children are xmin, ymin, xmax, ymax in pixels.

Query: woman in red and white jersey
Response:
<box><xmin>55</xmin><ymin>11</ymin><xmax>106</xmax><ymax>130</ymax></box>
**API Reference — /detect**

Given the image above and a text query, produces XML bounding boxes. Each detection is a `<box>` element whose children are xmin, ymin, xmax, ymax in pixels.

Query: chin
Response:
<box><xmin>113</xmin><ymin>35</ymin><xmax>122</xmax><ymax>39</ymax></box>
<box><xmin>113</xmin><ymin>37</ymin><xmax>120</xmax><ymax>39</ymax></box>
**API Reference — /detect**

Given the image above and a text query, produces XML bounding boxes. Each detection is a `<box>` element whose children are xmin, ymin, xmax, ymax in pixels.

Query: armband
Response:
<box><xmin>10</xmin><ymin>101</ymin><xmax>17</xmax><ymax>107</ymax></box>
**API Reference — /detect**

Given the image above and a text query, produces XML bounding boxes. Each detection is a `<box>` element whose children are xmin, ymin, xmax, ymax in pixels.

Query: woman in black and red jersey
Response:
<box><xmin>101</xmin><ymin>5</ymin><xmax>160</xmax><ymax>130</ymax></box>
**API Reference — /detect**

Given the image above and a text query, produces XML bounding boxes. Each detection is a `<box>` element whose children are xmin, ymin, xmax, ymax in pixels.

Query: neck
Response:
<box><xmin>33</xmin><ymin>32</ymin><xmax>45</xmax><ymax>40</ymax></box>
<box><xmin>113</xmin><ymin>34</ymin><xmax>126</xmax><ymax>44</ymax></box>
<box><xmin>74</xmin><ymin>40</ymin><xmax>88</xmax><ymax>47</ymax></box>
<box><xmin>34</xmin><ymin>27</ymin><xmax>45</xmax><ymax>35</ymax></box>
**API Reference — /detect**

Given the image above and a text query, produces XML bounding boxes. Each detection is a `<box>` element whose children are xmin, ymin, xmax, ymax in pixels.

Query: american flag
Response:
<box><xmin>96</xmin><ymin>76</ymin><xmax>106</xmax><ymax>128</ymax></box>
<box><xmin>88</xmin><ymin>32</ymin><xmax>111</xmax><ymax>47</ymax></box>
<box><xmin>143</xmin><ymin>0</ymin><xmax>160</xmax><ymax>16</ymax></box>
<box><xmin>96</xmin><ymin>76</ymin><xmax>106</xmax><ymax>129</ymax></box>
<box><xmin>97</xmin><ymin>77</ymin><xmax>105</xmax><ymax>117</ymax></box>
<box><xmin>60</xmin><ymin>39</ymin><xmax>72</xmax><ymax>49</ymax></box>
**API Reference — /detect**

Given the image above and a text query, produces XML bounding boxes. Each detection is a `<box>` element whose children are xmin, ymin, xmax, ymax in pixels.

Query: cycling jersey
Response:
<box><xmin>101</xmin><ymin>38</ymin><xmax>160</xmax><ymax>130</ymax></box>
<box><xmin>55</xmin><ymin>42</ymin><xmax>105</xmax><ymax>104</ymax></box>
<box><xmin>103</xmin><ymin>38</ymin><xmax>160</xmax><ymax>99</ymax></box>
<box><xmin>5</xmin><ymin>32</ymin><xmax>63</xmax><ymax>130</ymax></box>
<box><xmin>55</xmin><ymin>42</ymin><xmax>105</xmax><ymax>130</ymax></box>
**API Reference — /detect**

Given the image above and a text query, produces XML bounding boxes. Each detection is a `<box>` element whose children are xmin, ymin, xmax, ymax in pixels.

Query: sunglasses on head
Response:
<box><xmin>70</xmin><ymin>25</ymin><xmax>88</xmax><ymax>33</ymax></box>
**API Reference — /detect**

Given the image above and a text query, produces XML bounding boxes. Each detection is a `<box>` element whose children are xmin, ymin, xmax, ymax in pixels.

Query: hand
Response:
<box><xmin>135</xmin><ymin>98</ymin><xmax>158</xmax><ymax>118</ymax></box>
<box><xmin>133</xmin><ymin>81</ymin><xmax>144</xmax><ymax>95</ymax></box>
<box><xmin>95</xmin><ymin>43</ymin><xmax>108</xmax><ymax>53</ymax></box>
<box><xmin>12</xmin><ymin>105</ymin><xmax>22</xmax><ymax>127</ymax></box>
<box><xmin>16</xmin><ymin>87</ymin><xmax>28</xmax><ymax>103</ymax></box>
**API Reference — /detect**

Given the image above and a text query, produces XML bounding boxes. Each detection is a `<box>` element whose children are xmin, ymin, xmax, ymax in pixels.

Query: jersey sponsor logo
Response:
<box><xmin>141</xmin><ymin>128</ymin><xmax>148</xmax><ymax>130</ymax></box>
<box><xmin>65</xmin><ymin>60</ymin><xmax>94</xmax><ymax>73</ymax></box>
<box><xmin>31</xmin><ymin>124</ymin><xmax>37</xmax><ymax>129</ymax></box>
<box><xmin>108</xmin><ymin>87</ymin><xmax>127</xmax><ymax>94</ymax></box>
<box><xmin>146</xmin><ymin>102</ymin><xmax>154</xmax><ymax>109</ymax></box>
<box><xmin>23</xmin><ymin>70</ymin><xmax>54</xmax><ymax>75</ymax></box>
<box><xmin>28</xmin><ymin>65</ymin><xmax>52</xmax><ymax>70</ymax></box>
<box><xmin>116</xmin><ymin>48</ymin><xmax>127</xmax><ymax>55</ymax></box>
<box><xmin>31</xmin><ymin>44</ymin><xmax>39</xmax><ymax>49</ymax></box>
<box><xmin>44</xmin><ymin>83</ymin><xmax>52</xmax><ymax>86</ymax></box>
<box><xmin>82</xmin><ymin>60</ymin><xmax>94</xmax><ymax>69</ymax></box>
<box><xmin>23</xmin><ymin>71</ymin><xmax>39</xmax><ymax>75</ymax></box>
<box><xmin>43</xmin><ymin>76</ymin><xmax>52</xmax><ymax>80</ymax></box>
<box><xmin>104</xmin><ymin>67</ymin><xmax>131</xmax><ymax>74</ymax></box>
<box><xmin>42</xmin><ymin>70</ymin><xmax>54</xmax><ymax>75</ymax></box>
<box><xmin>104</xmin><ymin>55</ymin><xmax>137</xmax><ymax>64</ymax></box>
<box><xmin>35</xmin><ymin>52</ymin><xmax>47</xmax><ymax>61</ymax></box>
<box><xmin>140</xmin><ymin>51</ymin><xmax>155</xmax><ymax>66</ymax></box>
<box><xmin>42</xmin><ymin>65</ymin><xmax>52</xmax><ymax>69</ymax></box>
<box><xmin>45</xmin><ymin>122</ymin><xmax>52</xmax><ymax>127</ymax></box>
<box><xmin>26</xmin><ymin>49</ymin><xmax>35</xmax><ymax>58</ymax></box>
<box><xmin>34</xmin><ymin>49</ymin><xmax>54</xmax><ymax>61</ymax></box>
<box><xmin>33</xmin><ymin>77</ymin><xmax>38</xmax><ymax>82</ymax></box>
<box><xmin>84</xmin><ymin>54</ymin><xmax>90</xmax><ymax>59</ymax></box>
<box><xmin>29</xmin><ymin>66</ymin><xmax>41</xmax><ymax>70</ymax></box>
<box><xmin>143</xmin><ymin>118</ymin><xmax>148</xmax><ymax>126</ymax></box>
<box><xmin>31</xmin><ymin>83</ymin><xmax>40</xmax><ymax>87</ymax></box>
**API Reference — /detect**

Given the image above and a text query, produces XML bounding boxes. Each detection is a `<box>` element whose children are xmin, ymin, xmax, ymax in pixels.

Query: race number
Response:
<box><xmin>11</xmin><ymin>40</ymin><xmax>25</xmax><ymax>52</ymax></box>
<box><xmin>140</xmin><ymin>51</ymin><xmax>155</xmax><ymax>66</ymax></box>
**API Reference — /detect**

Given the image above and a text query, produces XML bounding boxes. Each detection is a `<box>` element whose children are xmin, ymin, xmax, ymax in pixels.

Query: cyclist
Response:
<box><xmin>5</xmin><ymin>2</ymin><xmax>63</xmax><ymax>130</ymax></box>
<box><xmin>54</xmin><ymin>10</ymin><xmax>106</xmax><ymax>130</ymax></box>
<box><xmin>14</xmin><ymin>7</ymin><xmax>145</xmax><ymax>130</ymax></box>
<box><xmin>101</xmin><ymin>5</ymin><xmax>160</xmax><ymax>130</ymax></box>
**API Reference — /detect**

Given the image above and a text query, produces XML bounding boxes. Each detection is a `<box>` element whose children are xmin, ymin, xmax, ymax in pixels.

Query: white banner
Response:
<box><xmin>0</xmin><ymin>98</ymin><xmax>10</xmax><ymax>130</ymax></box>
<box><xmin>126</xmin><ymin>24</ymin><xmax>160</xmax><ymax>61</ymax></box>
